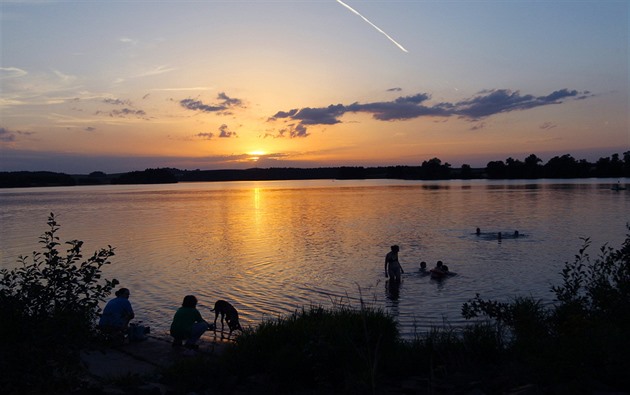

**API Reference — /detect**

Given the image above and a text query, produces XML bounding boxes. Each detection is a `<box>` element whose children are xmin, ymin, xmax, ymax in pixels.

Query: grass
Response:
<box><xmin>160</xmin><ymin>304</ymin><xmax>531</xmax><ymax>394</ymax></box>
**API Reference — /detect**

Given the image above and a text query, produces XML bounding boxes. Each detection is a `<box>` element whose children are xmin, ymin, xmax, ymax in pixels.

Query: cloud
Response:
<box><xmin>0</xmin><ymin>67</ymin><xmax>28</xmax><ymax>79</ymax></box>
<box><xmin>264</xmin><ymin>123</ymin><xmax>310</xmax><ymax>139</ymax></box>
<box><xmin>181</xmin><ymin>99</ymin><xmax>224</xmax><ymax>112</ymax></box>
<box><xmin>540</xmin><ymin>122</ymin><xmax>557</xmax><ymax>130</ymax></box>
<box><xmin>96</xmin><ymin>108</ymin><xmax>147</xmax><ymax>118</ymax></box>
<box><xmin>272</xmin><ymin>104</ymin><xmax>345</xmax><ymax>125</ymax></box>
<box><xmin>196</xmin><ymin>132</ymin><xmax>214</xmax><ymax>140</ymax></box>
<box><xmin>218</xmin><ymin>124</ymin><xmax>237</xmax><ymax>138</ymax></box>
<box><xmin>103</xmin><ymin>98</ymin><xmax>132</xmax><ymax>106</ymax></box>
<box><xmin>453</xmin><ymin>89</ymin><xmax>579</xmax><ymax>119</ymax></box>
<box><xmin>290</xmin><ymin>124</ymin><xmax>309</xmax><ymax>138</ymax></box>
<box><xmin>0</xmin><ymin>127</ymin><xmax>16</xmax><ymax>142</ymax></box>
<box><xmin>0</xmin><ymin>126</ymin><xmax>34</xmax><ymax>143</ymax></box>
<box><xmin>119</xmin><ymin>37</ymin><xmax>138</xmax><ymax>45</ymax></box>
<box><xmin>217</xmin><ymin>92</ymin><xmax>242</xmax><ymax>107</ymax></box>
<box><xmin>387</xmin><ymin>87</ymin><xmax>402</xmax><ymax>92</ymax></box>
<box><xmin>469</xmin><ymin>122</ymin><xmax>487</xmax><ymax>131</ymax></box>
<box><xmin>269</xmin><ymin>88</ymin><xmax>586</xmax><ymax>136</ymax></box>
<box><xmin>138</xmin><ymin>65</ymin><xmax>176</xmax><ymax>78</ymax></box>
<box><xmin>180</xmin><ymin>92</ymin><xmax>244</xmax><ymax>114</ymax></box>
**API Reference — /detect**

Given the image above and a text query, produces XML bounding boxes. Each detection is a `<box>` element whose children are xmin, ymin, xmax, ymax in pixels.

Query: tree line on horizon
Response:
<box><xmin>1</xmin><ymin>151</ymin><xmax>629</xmax><ymax>188</ymax></box>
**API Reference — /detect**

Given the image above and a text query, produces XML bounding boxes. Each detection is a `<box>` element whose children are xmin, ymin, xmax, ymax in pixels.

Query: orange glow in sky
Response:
<box><xmin>0</xmin><ymin>1</ymin><xmax>627</xmax><ymax>173</ymax></box>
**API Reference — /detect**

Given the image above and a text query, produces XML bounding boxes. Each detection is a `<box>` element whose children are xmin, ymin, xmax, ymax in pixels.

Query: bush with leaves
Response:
<box><xmin>0</xmin><ymin>213</ymin><xmax>118</xmax><ymax>393</ymax></box>
<box><xmin>462</xmin><ymin>226</ymin><xmax>630</xmax><ymax>389</ymax></box>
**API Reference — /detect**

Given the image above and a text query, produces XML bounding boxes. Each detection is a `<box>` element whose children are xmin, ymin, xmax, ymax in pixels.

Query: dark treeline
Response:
<box><xmin>1</xmin><ymin>151</ymin><xmax>629</xmax><ymax>188</ymax></box>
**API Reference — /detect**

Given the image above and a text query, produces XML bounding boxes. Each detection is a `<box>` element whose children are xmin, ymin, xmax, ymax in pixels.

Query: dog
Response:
<box><xmin>211</xmin><ymin>300</ymin><xmax>243</xmax><ymax>338</ymax></box>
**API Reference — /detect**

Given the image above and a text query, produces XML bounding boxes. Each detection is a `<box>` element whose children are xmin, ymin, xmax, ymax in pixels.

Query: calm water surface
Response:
<box><xmin>1</xmin><ymin>178</ymin><xmax>628</xmax><ymax>339</ymax></box>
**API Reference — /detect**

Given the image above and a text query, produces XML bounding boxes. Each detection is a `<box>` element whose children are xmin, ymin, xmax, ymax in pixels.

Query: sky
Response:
<box><xmin>1</xmin><ymin>0</ymin><xmax>628</xmax><ymax>174</ymax></box>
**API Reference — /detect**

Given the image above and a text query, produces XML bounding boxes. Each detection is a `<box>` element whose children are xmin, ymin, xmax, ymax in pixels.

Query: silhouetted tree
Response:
<box><xmin>420</xmin><ymin>158</ymin><xmax>451</xmax><ymax>179</ymax></box>
<box><xmin>112</xmin><ymin>168</ymin><xmax>177</xmax><ymax>184</ymax></box>
<box><xmin>486</xmin><ymin>160</ymin><xmax>507</xmax><ymax>179</ymax></box>
<box><xmin>596</xmin><ymin>153</ymin><xmax>624</xmax><ymax>177</ymax></box>
<box><xmin>505</xmin><ymin>157</ymin><xmax>525</xmax><ymax>178</ymax></box>
<box><xmin>460</xmin><ymin>164</ymin><xmax>473</xmax><ymax>179</ymax></box>
<box><xmin>523</xmin><ymin>154</ymin><xmax>543</xmax><ymax>178</ymax></box>
<box><xmin>0</xmin><ymin>171</ymin><xmax>76</xmax><ymax>188</ymax></box>
<box><xmin>544</xmin><ymin>154</ymin><xmax>583</xmax><ymax>178</ymax></box>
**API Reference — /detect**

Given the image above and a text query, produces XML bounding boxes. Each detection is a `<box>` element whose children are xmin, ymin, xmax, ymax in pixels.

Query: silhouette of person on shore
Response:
<box><xmin>99</xmin><ymin>287</ymin><xmax>135</xmax><ymax>333</ymax></box>
<box><xmin>170</xmin><ymin>295</ymin><xmax>213</xmax><ymax>350</ymax></box>
<box><xmin>385</xmin><ymin>245</ymin><xmax>404</xmax><ymax>283</ymax></box>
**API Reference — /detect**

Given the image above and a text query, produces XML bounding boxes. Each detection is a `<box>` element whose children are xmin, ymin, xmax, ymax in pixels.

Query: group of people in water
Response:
<box><xmin>98</xmin><ymin>288</ymin><xmax>214</xmax><ymax>350</ymax></box>
<box><xmin>476</xmin><ymin>227</ymin><xmax>521</xmax><ymax>240</ymax></box>
<box><xmin>385</xmin><ymin>245</ymin><xmax>453</xmax><ymax>283</ymax></box>
<box><xmin>385</xmin><ymin>227</ymin><xmax>524</xmax><ymax>283</ymax></box>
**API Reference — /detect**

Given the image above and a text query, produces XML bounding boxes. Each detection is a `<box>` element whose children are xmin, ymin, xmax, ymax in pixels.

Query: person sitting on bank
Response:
<box><xmin>170</xmin><ymin>295</ymin><xmax>213</xmax><ymax>349</ymax></box>
<box><xmin>99</xmin><ymin>287</ymin><xmax>135</xmax><ymax>333</ymax></box>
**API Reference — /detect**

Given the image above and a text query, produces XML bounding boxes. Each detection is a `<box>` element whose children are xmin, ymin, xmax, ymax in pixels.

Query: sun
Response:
<box><xmin>247</xmin><ymin>150</ymin><xmax>266</xmax><ymax>162</ymax></box>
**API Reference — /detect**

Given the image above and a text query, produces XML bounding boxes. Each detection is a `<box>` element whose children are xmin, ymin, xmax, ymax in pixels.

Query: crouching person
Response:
<box><xmin>170</xmin><ymin>295</ymin><xmax>214</xmax><ymax>350</ymax></box>
<box><xmin>98</xmin><ymin>288</ymin><xmax>135</xmax><ymax>343</ymax></box>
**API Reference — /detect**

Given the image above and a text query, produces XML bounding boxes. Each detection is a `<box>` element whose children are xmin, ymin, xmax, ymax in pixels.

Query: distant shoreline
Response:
<box><xmin>0</xmin><ymin>166</ymin><xmax>628</xmax><ymax>189</ymax></box>
<box><xmin>1</xmin><ymin>152</ymin><xmax>629</xmax><ymax>188</ymax></box>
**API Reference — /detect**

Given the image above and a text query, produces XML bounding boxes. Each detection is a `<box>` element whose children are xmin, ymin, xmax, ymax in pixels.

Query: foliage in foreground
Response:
<box><xmin>462</xmin><ymin>227</ymin><xmax>630</xmax><ymax>390</ymax></box>
<box><xmin>164</xmin><ymin>303</ymin><xmax>401</xmax><ymax>394</ymax></box>
<box><xmin>0</xmin><ymin>213</ymin><xmax>118</xmax><ymax>394</ymax></box>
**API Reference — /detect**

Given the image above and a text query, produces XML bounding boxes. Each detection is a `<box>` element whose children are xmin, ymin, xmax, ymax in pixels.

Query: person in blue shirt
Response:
<box><xmin>99</xmin><ymin>287</ymin><xmax>135</xmax><ymax>332</ymax></box>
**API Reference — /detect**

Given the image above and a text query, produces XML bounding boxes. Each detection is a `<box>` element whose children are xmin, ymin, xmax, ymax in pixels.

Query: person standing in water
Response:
<box><xmin>385</xmin><ymin>245</ymin><xmax>404</xmax><ymax>283</ymax></box>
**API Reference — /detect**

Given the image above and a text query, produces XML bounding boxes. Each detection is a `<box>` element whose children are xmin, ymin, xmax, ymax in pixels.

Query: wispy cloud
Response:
<box><xmin>114</xmin><ymin>65</ymin><xmax>176</xmax><ymax>84</ymax></box>
<box><xmin>0</xmin><ymin>67</ymin><xmax>28</xmax><ymax>79</ymax></box>
<box><xmin>151</xmin><ymin>86</ymin><xmax>214</xmax><ymax>92</ymax></box>
<box><xmin>0</xmin><ymin>127</ymin><xmax>17</xmax><ymax>143</ymax></box>
<box><xmin>0</xmin><ymin>126</ymin><xmax>34</xmax><ymax>143</ymax></box>
<box><xmin>0</xmin><ymin>68</ymin><xmax>85</xmax><ymax>107</ymax></box>
<box><xmin>196</xmin><ymin>132</ymin><xmax>214</xmax><ymax>140</ymax></box>
<box><xmin>137</xmin><ymin>65</ymin><xmax>176</xmax><ymax>78</ymax></box>
<box><xmin>103</xmin><ymin>98</ymin><xmax>132</xmax><ymax>106</ymax></box>
<box><xmin>540</xmin><ymin>122</ymin><xmax>557</xmax><ymax>130</ymax></box>
<box><xmin>95</xmin><ymin>108</ymin><xmax>147</xmax><ymax>119</ymax></box>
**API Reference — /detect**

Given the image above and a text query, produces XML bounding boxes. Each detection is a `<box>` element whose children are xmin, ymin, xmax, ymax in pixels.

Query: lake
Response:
<box><xmin>1</xmin><ymin>178</ymin><xmax>628</xmax><ymax>339</ymax></box>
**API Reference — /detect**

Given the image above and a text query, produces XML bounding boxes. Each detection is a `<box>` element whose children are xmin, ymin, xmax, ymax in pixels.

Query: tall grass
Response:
<box><xmin>219</xmin><ymin>303</ymin><xmax>399</xmax><ymax>394</ymax></box>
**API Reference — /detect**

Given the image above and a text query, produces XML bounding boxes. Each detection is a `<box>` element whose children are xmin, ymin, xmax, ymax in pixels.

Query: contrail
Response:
<box><xmin>336</xmin><ymin>0</ymin><xmax>408</xmax><ymax>53</ymax></box>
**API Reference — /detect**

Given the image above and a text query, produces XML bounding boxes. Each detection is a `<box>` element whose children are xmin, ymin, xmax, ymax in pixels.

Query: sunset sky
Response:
<box><xmin>1</xmin><ymin>0</ymin><xmax>628</xmax><ymax>174</ymax></box>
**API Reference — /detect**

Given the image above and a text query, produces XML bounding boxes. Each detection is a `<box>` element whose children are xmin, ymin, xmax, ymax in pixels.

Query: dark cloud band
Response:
<box><xmin>270</xmin><ymin>88</ymin><xmax>587</xmax><ymax>137</ymax></box>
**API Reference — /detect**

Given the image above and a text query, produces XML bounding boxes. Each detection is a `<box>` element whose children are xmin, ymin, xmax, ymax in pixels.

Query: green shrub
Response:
<box><xmin>0</xmin><ymin>213</ymin><xmax>118</xmax><ymax>393</ymax></box>
<box><xmin>461</xmin><ymin>226</ymin><xmax>630</xmax><ymax>390</ymax></box>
